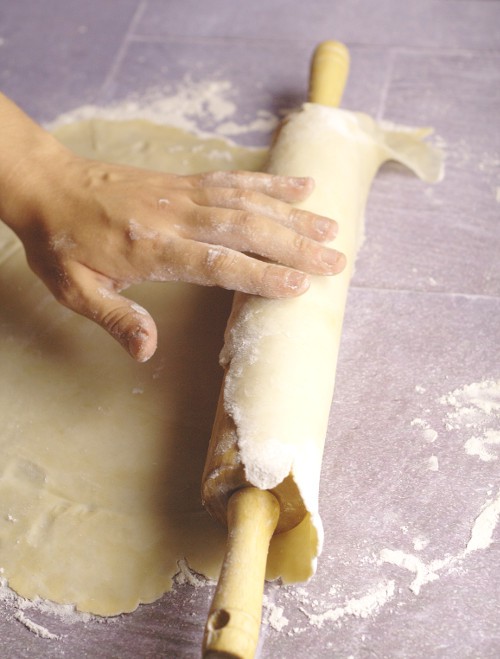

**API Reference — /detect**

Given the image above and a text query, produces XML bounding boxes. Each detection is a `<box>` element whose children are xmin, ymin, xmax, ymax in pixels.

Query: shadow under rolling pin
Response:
<box><xmin>201</xmin><ymin>40</ymin><xmax>350</xmax><ymax>659</ymax></box>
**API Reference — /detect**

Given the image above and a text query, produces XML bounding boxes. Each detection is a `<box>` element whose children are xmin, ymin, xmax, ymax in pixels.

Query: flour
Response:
<box><xmin>299</xmin><ymin>581</ymin><xmax>396</xmax><ymax>628</ymax></box>
<box><xmin>128</xmin><ymin>219</ymin><xmax>159</xmax><ymax>242</ymax></box>
<box><xmin>440</xmin><ymin>380</ymin><xmax>500</xmax><ymax>427</ymax></box>
<box><xmin>262</xmin><ymin>595</ymin><xmax>289</xmax><ymax>632</ymax></box>
<box><xmin>464</xmin><ymin>429</ymin><xmax>500</xmax><ymax>462</ymax></box>
<box><xmin>380</xmin><ymin>380</ymin><xmax>500</xmax><ymax>595</ymax></box>
<box><xmin>380</xmin><ymin>488</ymin><xmax>500</xmax><ymax>594</ymax></box>
<box><xmin>217</xmin><ymin>111</ymin><xmax>278</xmax><ymax>137</ymax></box>
<box><xmin>427</xmin><ymin>455</ymin><xmax>439</xmax><ymax>471</ymax></box>
<box><xmin>0</xmin><ymin>577</ymin><xmax>97</xmax><ymax>641</ymax></box>
<box><xmin>46</xmin><ymin>77</ymin><xmax>277</xmax><ymax>142</ymax></box>
<box><xmin>13</xmin><ymin>610</ymin><xmax>61</xmax><ymax>640</ymax></box>
<box><xmin>380</xmin><ymin>549</ymin><xmax>443</xmax><ymax>595</ymax></box>
<box><xmin>413</xmin><ymin>380</ymin><xmax>499</xmax><ymax>459</ymax></box>
<box><xmin>465</xmin><ymin>490</ymin><xmax>500</xmax><ymax>552</ymax></box>
<box><xmin>174</xmin><ymin>559</ymin><xmax>210</xmax><ymax>588</ymax></box>
<box><xmin>410</xmin><ymin>417</ymin><xmax>438</xmax><ymax>442</ymax></box>
<box><xmin>412</xmin><ymin>536</ymin><xmax>429</xmax><ymax>551</ymax></box>
<box><xmin>441</xmin><ymin>379</ymin><xmax>500</xmax><ymax>460</ymax></box>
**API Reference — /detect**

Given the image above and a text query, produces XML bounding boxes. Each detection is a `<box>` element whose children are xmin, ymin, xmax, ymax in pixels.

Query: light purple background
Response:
<box><xmin>0</xmin><ymin>1</ymin><xmax>499</xmax><ymax>657</ymax></box>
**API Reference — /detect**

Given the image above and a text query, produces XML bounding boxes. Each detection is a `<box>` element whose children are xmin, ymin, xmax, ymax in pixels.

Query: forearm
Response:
<box><xmin>0</xmin><ymin>92</ymin><xmax>70</xmax><ymax>236</ymax></box>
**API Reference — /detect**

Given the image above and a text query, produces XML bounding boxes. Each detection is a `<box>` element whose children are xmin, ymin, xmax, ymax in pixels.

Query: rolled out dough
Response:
<box><xmin>0</xmin><ymin>106</ymin><xmax>441</xmax><ymax>616</ymax></box>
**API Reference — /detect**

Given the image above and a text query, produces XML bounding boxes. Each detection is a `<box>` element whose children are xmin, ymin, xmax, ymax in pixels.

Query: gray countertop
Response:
<box><xmin>0</xmin><ymin>1</ymin><xmax>499</xmax><ymax>657</ymax></box>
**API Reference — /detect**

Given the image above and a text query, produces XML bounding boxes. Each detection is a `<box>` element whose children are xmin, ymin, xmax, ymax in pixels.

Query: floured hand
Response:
<box><xmin>0</xmin><ymin>93</ymin><xmax>345</xmax><ymax>361</ymax></box>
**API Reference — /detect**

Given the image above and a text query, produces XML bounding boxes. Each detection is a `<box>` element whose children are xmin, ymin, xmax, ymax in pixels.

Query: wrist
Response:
<box><xmin>0</xmin><ymin>94</ymin><xmax>73</xmax><ymax>237</ymax></box>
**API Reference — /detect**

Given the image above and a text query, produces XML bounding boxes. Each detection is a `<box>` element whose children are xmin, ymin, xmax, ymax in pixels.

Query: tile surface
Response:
<box><xmin>0</xmin><ymin>0</ymin><xmax>499</xmax><ymax>657</ymax></box>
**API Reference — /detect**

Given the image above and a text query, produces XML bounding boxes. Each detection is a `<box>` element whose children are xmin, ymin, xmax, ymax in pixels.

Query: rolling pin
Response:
<box><xmin>201</xmin><ymin>41</ymin><xmax>350</xmax><ymax>659</ymax></box>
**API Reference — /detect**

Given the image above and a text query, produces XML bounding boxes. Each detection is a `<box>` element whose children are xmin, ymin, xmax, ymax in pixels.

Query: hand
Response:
<box><xmin>6</xmin><ymin>149</ymin><xmax>345</xmax><ymax>361</ymax></box>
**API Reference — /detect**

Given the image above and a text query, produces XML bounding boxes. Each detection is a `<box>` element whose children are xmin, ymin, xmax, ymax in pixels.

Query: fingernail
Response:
<box><xmin>285</xmin><ymin>270</ymin><xmax>309</xmax><ymax>291</ymax></box>
<box><xmin>128</xmin><ymin>327</ymin><xmax>152</xmax><ymax>362</ymax></box>
<box><xmin>315</xmin><ymin>218</ymin><xmax>338</xmax><ymax>240</ymax></box>
<box><xmin>321</xmin><ymin>248</ymin><xmax>344</xmax><ymax>268</ymax></box>
<box><xmin>292</xmin><ymin>176</ymin><xmax>314</xmax><ymax>188</ymax></box>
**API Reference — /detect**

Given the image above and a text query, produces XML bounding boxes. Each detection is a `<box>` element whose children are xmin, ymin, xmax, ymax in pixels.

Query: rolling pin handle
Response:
<box><xmin>309</xmin><ymin>40</ymin><xmax>350</xmax><ymax>107</ymax></box>
<box><xmin>202</xmin><ymin>488</ymin><xmax>280</xmax><ymax>659</ymax></box>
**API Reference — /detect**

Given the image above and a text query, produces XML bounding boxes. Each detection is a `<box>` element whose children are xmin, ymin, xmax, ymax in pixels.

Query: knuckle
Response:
<box><xmin>197</xmin><ymin>170</ymin><xmax>239</xmax><ymax>187</ymax></box>
<box><xmin>288</xmin><ymin>207</ymin><xmax>304</xmax><ymax>225</ymax></box>
<box><xmin>259</xmin><ymin>264</ymin><xmax>283</xmax><ymax>294</ymax></box>
<box><xmin>100</xmin><ymin>306</ymin><xmax>133</xmax><ymax>339</ymax></box>
<box><xmin>203</xmin><ymin>245</ymin><xmax>237</xmax><ymax>279</ymax></box>
<box><xmin>227</xmin><ymin>187</ymin><xmax>251</xmax><ymax>205</ymax></box>
<box><xmin>238</xmin><ymin>211</ymin><xmax>262</xmax><ymax>234</ymax></box>
<box><xmin>291</xmin><ymin>232</ymin><xmax>310</xmax><ymax>254</ymax></box>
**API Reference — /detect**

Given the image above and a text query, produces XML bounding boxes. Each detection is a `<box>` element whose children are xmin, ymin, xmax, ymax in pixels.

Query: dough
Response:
<box><xmin>203</xmin><ymin>103</ymin><xmax>443</xmax><ymax>582</ymax></box>
<box><xmin>0</xmin><ymin>122</ymin><xmax>265</xmax><ymax>616</ymax></box>
<box><xmin>0</xmin><ymin>108</ymin><xmax>441</xmax><ymax>616</ymax></box>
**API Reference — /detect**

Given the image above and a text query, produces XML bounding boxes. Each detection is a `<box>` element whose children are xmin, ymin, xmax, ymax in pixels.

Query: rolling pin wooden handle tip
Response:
<box><xmin>202</xmin><ymin>488</ymin><xmax>280</xmax><ymax>659</ymax></box>
<box><xmin>309</xmin><ymin>40</ymin><xmax>350</xmax><ymax>107</ymax></box>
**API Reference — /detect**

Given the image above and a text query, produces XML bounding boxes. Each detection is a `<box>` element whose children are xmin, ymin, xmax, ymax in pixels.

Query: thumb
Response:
<box><xmin>33</xmin><ymin>258</ymin><xmax>158</xmax><ymax>361</ymax></box>
<box><xmin>55</xmin><ymin>265</ymin><xmax>158</xmax><ymax>361</ymax></box>
<box><xmin>91</xmin><ymin>288</ymin><xmax>158</xmax><ymax>362</ymax></box>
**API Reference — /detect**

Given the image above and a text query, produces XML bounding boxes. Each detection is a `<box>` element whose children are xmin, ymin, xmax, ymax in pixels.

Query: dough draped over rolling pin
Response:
<box><xmin>203</xmin><ymin>103</ymin><xmax>443</xmax><ymax>583</ymax></box>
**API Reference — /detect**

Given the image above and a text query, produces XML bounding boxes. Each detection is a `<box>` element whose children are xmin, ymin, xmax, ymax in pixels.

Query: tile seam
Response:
<box><xmin>100</xmin><ymin>0</ymin><xmax>149</xmax><ymax>98</ymax></box>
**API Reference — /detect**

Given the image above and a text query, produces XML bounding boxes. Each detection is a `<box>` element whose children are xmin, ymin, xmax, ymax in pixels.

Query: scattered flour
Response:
<box><xmin>379</xmin><ymin>380</ymin><xmax>500</xmax><ymax>596</ymax></box>
<box><xmin>440</xmin><ymin>380</ymin><xmax>500</xmax><ymax>430</ymax></box>
<box><xmin>441</xmin><ymin>380</ymin><xmax>500</xmax><ymax>461</ymax></box>
<box><xmin>413</xmin><ymin>536</ymin><xmax>429</xmax><ymax>551</ymax></box>
<box><xmin>427</xmin><ymin>455</ymin><xmax>439</xmax><ymax>471</ymax></box>
<box><xmin>0</xmin><ymin>577</ymin><xmax>97</xmax><ymax>641</ymax></box>
<box><xmin>380</xmin><ymin>488</ymin><xmax>500</xmax><ymax>594</ymax></box>
<box><xmin>174</xmin><ymin>559</ymin><xmax>209</xmax><ymax>588</ymax></box>
<box><xmin>13</xmin><ymin>610</ymin><xmax>61</xmax><ymax>640</ymax></box>
<box><xmin>465</xmin><ymin>490</ymin><xmax>500</xmax><ymax>552</ymax></box>
<box><xmin>299</xmin><ymin>581</ymin><xmax>395</xmax><ymax>628</ymax></box>
<box><xmin>217</xmin><ymin>111</ymin><xmax>278</xmax><ymax>137</ymax></box>
<box><xmin>410</xmin><ymin>417</ymin><xmax>438</xmax><ymax>442</ymax></box>
<box><xmin>464</xmin><ymin>430</ymin><xmax>500</xmax><ymax>462</ymax></box>
<box><xmin>46</xmin><ymin>77</ymin><xmax>278</xmax><ymax>142</ymax></box>
<box><xmin>262</xmin><ymin>595</ymin><xmax>289</xmax><ymax>632</ymax></box>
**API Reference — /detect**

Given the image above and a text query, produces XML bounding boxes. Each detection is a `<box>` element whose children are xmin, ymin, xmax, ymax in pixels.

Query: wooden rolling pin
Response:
<box><xmin>201</xmin><ymin>41</ymin><xmax>350</xmax><ymax>659</ymax></box>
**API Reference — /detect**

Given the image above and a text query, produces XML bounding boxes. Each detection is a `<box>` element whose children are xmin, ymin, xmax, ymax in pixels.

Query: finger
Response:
<box><xmin>151</xmin><ymin>238</ymin><xmax>311</xmax><ymax>298</ymax></box>
<box><xmin>189</xmin><ymin>187</ymin><xmax>338</xmax><ymax>243</ymax></box>
<box><xmin>177</xmin><ymin>208</ymin><xmax>345</xmax><ymax>276</ymax></box>
<box><xmin>55</xmin><ymin>263</ymin><xmax>158</xmax><ymax>362</ymax></box>
<box><xmin>189</xmin><ymin>170</ymin><xmax>316</xmax><ymax>204</ymax></box>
